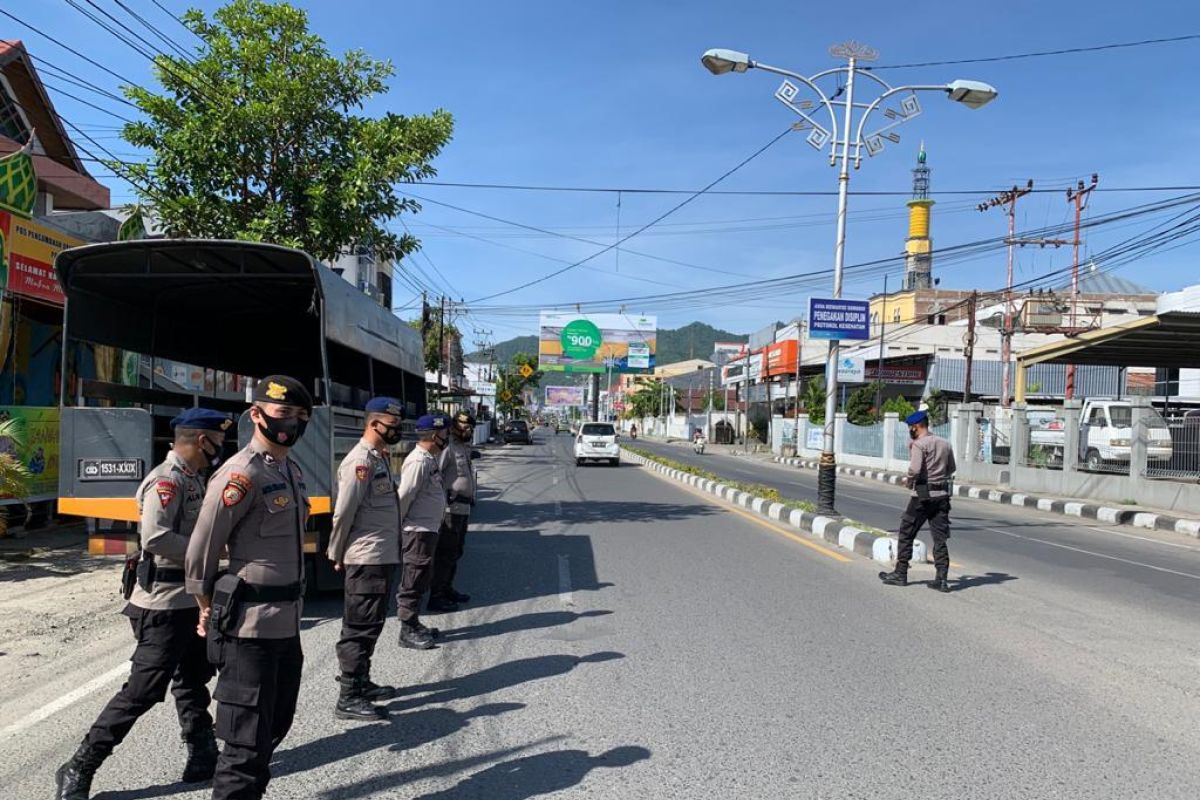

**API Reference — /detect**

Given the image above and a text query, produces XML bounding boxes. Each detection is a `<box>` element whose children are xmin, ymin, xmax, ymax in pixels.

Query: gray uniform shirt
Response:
<box><xmin>398</xmin><ymin>446</ymin><xmax>444</xmax><ymax>533</ymax></box>
<box><xmin>908</xmin><ymin>433</ymin><xmax>956</xmax><ymax>498</ymax></box>
<box><xmin>185</xmin><ymin>440</ymin><xmax>308</xmax><ymax>638</ymax></box>
<box><xmin>327</xmin><ymin>439</ymin><xmax>400</xmax><ymax>565</ymax></box>
<box><xmin>439</xmin><ymin>437</ymin><xmax>476</xmax><ymax>516</ymax></box>
<box><xmin>130</xmin><ymin>451</ymin><xmax>205</xmax><ymax>611</ymax></box>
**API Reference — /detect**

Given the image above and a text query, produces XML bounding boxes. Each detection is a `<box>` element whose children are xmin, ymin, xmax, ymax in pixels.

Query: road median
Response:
<box><xmin>623</xmin><ymin>446</ymin><xmax>926</xmax><ymax>564</ymax></box>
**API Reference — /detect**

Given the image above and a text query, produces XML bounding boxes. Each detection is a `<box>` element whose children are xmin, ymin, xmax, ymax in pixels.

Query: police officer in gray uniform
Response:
<box><xmin>326</xmin><ymin>396</ymin><xmax>404</xmax><ymax>721</ymax></box>
<box><xmin>880</xmin><ymin>409</ymin><xmax>956</xmax><ymax>593</ymax></box>
<box><xmin>428</xmin><ymin>410</ymin><xmax>476</xmax><ymax>612</ymax></box>
<box><xmin>186</xmin><ymin>376</ymin><xmax>311</xmax><ymax>800</ymax></box>
<box><xmin>55</xmin><ymin>408</ymin><xmax>231</xmax><ymax>800</ymax></box>
<box><xmin>396</xmin><ymin>413</ymin><xmax>450</xmax><ymax>650</ymax></box>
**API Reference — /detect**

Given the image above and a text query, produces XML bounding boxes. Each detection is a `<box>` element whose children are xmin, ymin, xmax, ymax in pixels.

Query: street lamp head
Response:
<box><xmin>701</xmin><ymin>48</ymin><xmax>751</xmax><ymax>75</ymax></box>
<box><xmin>945</xmin><ymin>79</ymin><xmax>998</xmax><ymax>109</ymax></box>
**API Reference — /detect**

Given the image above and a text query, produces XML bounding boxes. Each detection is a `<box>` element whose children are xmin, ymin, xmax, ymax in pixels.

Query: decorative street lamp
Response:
<box><xmin>701</xmin><ymin>41</ymin><xmax>997</xmax><ymax>514</ymax></box>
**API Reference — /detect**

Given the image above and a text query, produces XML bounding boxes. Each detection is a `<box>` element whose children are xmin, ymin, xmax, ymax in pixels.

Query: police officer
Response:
<box><xmin>428</xmin><ymin>410</ymin><xmax>476</xmax><ymax>612</ymax></box>
<box><xmin>186</xmin><ymin>376</ymin><xmax>311</xmax><ymax>800</ymax></box>
<box><xmin>396</xmin><ymin>413</ymin><xmax>450</xmax><ymax>649</ymax></box>
<box><xmin>879</xmin><ymin>410</ymin><xmax>956</xmax><ymax>593</ymax></box>
<box><xmin>326</xmin><ymin>396</ymin><xmax>404</xmax><ymax>721</ymax></box>
<box><xmin>55</xmin><ymin>409</ymin><xmax>231</xmax><ymax>800</ymax></box>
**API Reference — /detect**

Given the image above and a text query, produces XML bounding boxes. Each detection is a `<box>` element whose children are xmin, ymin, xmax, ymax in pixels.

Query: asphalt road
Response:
<box><xmin>633</xmin><ymin>438</ymin><xmax>1200</xmax><ymax>617</ymax></box>
<box><xmin>2</xmin><ymin>428</ymin><xmax>1199</xmax><ymax>798</ymax></box>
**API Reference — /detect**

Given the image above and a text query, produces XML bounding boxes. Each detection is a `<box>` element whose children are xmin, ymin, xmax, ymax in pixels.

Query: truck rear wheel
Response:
<box><xmin>1085</xmin><ymin>448</ymin><xmax>1102</xmax><ymax>472</ymax></box>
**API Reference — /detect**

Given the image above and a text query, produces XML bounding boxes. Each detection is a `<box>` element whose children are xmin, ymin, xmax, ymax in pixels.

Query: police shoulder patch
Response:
<box><xmin>222</xmin><ymin>472</ymin><xmax>252</xmax><ymax>508</ymax></box>
<box><xmin>155</xmin><ymin>479</ymin><xmax>177</xmax><ymax>508</ymax></box>
<box><xmin>355</xmin><ymin>464</ymin><xmax>369</xmax><ymax>481</ymax></box>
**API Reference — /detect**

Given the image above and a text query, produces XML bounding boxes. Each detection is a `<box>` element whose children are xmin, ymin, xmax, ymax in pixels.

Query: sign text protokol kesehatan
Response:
<box><xmin>807</xmin><ymin>298</ymin><xmax>870</xmax><ymax>340</ymax></box>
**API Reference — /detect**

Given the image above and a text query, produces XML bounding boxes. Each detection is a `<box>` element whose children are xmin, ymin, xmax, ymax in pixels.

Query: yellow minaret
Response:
<box><xmin>903</xmin><ymin>143</ymin><xmax>934</xmax><ymax>290</ymax></box>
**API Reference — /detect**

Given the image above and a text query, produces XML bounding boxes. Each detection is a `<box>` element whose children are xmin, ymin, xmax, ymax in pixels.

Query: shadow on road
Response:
<box><xmin>411</xmin><ymin>745</ymin><xmax>651</xmax><ymax>800</ymax></box>
<box><xmin>390</xmin><ymin>651</ymin><xmax>624</xmax><ymax>712</ymax></box>
<box><xmin>272</xmin><ymin>702</ymin><xmax>525</xmax><ymax>780</ymax></box>
<box><xmin>440</xmin><ymin>610</ymin><xmax>613</xmax><ymax>643</ymax></box>
<box><xmin>948</xmin><ymin>572</ymin><xmax>1018</xmax><ymax>592</ymax></box>
<box><xmin>481</xmin><ymin>499</ymin><xmax>719</xmax><ymax>528</ymax></box>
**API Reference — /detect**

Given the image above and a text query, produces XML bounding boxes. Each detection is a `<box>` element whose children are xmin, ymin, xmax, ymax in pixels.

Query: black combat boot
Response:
<box><xmin>361</xmin><ymin>674</ymin><xmax>397</xmax><ymax>701</ymax></box>
<box><xmin>399</xmin><ymin>621</ymin><xmax>435</xmax><ymax>650</ymax></box>
<box><xmin>447</xmin><ymin>588</ymin><xmax>471</xmax><ymax>603</ymax></box>
<box><xmin>54</xmin><ymin>740</ymin><xmax>107</xmax><ymax>800</ymax></box>
<box><xmin>411</xmin><ymin>617</ymin><xmax>439</xmax><ymax>638</ymax></box>
<box><xmin>334</xmin><ymin>674</ymin><xmax>386</xmax><ymax>721</ymax></box>
<box><xmin>878</xmin><ymin>569</ymin><xmax>908</xmax><ymax>587</ymax></box>
<box><xmin>181</xmin><ymin>727</ymin><xmax>219</xmax><ymax>783</ymax></box>
<box><xmin>928</xmin><ymin>571</ymin><xmax>952</xmax><ymax>593</ymax></box>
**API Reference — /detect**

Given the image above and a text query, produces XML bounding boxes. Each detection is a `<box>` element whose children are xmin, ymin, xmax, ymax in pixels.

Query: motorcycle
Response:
<box><xmin>693</xmin><ymin>438</ymin><xmax>705</xmax><ymax>455</ymax></box>
<box><xmin>630</xmin><ymin>429</ymin><xmax>638</xmax><ymax>440</ymax></box>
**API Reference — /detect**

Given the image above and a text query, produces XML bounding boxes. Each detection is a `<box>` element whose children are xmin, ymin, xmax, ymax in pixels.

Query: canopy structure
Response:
<box><xmin>1015</xmin><ymin>311</ymin><xmax>1200</xmax><ymax>401</ymax></box>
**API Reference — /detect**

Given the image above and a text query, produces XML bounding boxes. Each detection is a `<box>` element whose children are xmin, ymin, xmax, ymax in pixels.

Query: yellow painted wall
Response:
<box><xmin>869</xmin><ymin>292</ymin><xmax>918</xmax><ymax>326</ymax></box>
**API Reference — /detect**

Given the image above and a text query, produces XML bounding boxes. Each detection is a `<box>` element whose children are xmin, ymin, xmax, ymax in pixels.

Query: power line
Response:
<box><xmin>0</xmin><ymin>7</ymin><xmax>141</xmax><ymax>86</ymax></box>
<box><xmin>411</xmin><ymin>179</ymin><xmax>1200</xmax><ymax>197</ymax></box>
<box><xmin>466</xmin><ymin>125</ymin><xmax>795</xmax><ymax>303</ymax></box>
<box><xmin>149</xmin><ymin>0</ymin><xmax>207</xmax><ymax>45</ymax></box>
<box><xmin>871</xmin><ymin>33</ymin><xmax>1200</xmax><ymax>70</ymax></box>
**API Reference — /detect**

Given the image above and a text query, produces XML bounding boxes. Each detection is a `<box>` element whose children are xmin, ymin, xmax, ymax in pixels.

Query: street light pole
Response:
<box><xmin>700</xmin><ymin>43</ymin><xmax>997</xmax><ymax>514</ymax></box>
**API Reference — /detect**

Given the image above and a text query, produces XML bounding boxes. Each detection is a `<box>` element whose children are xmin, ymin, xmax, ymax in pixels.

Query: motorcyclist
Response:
<box><xmin>693</xmin><ymin>429</ymin><xmax>706</xmax><ymax>454</ymax></box>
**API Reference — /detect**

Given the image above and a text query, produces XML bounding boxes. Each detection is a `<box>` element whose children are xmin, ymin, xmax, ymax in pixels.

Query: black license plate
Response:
<box><xmin>78</xmin><ymin>457</ymin><xmax>144</xmax><ymax>482</ymax></box>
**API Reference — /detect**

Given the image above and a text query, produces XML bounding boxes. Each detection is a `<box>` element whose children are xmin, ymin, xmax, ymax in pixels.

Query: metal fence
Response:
<box><xmin>843</xmin><ymin>421</ymin><xmax>884</xmax><ymax>458</ymax></box>
<box><xmin>1022</xmin><ymin>412</ymin><xmax>1064</xmax><ymax>470</ymax></box>
<box><xmin>893</xmin><ymin>419</ymin><xmax>912</xmax><ymax>460</ymax></box>
<box><xmin>1145</xmin><ymin>418</ymin><xmax>1200</xmax><ymax>480</ymax></box>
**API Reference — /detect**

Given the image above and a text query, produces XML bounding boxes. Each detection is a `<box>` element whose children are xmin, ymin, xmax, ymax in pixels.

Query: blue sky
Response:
<box><xmin>11</xmin><ymin>0</ymin><xmax>1200</xmax><ymax>338</ymax></box>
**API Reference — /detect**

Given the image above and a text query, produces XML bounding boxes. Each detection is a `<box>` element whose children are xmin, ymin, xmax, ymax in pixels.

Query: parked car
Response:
<box><xmin>556</xmin><ymin>420</ymin><xmax>572</xmax><ymax>434</ymax></box>
<box><xmin>575</xmin><ymin>422</ymin><xmax>620</xmax><ymax>466</ymax></box>
<box><xmin>503</xmin><ymin>419</ymin><xmax>533</xmax><ymax>445</ymax></box>
<box><xmin>1026</xmin><ymin>399</ymin><xmax>1173</xmax><ymax>471</ymax></box>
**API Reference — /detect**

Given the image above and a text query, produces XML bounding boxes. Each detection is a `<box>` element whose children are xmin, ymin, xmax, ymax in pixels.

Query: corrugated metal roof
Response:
<box><xmin>1054</xmin><ymin>271</ymin><xmax>1155</xmax><ymax>296</ymax></box>
<box><xmin>930</xmin><ymin>357</ymin><xmax>1124</xmax><ymax>398</ymax></box>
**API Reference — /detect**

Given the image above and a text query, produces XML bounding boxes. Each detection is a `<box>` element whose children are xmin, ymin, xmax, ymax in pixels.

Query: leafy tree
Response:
<box><xmin>624</xmin><ymin>380</ymin><xmax>663</xmax><ymax>420</ymax></box>
<box><xmin>705</xmin><ymin>390</ymin><xmax>726</xmax><ymax>412</ymax></box>
<box><xmin>800</xmin><ymin>376</ymin><xmax>826</xmax><ymax>424</ymax></box>
<box><xmin>881</xmin><ymin>394</ymin><xmax>916</xmax><ymax>419</ymax></box>
<box><xmin>845</xmin><ymin>382</ymin><xmax>882</xmax><ymax>425</ymax></box>
<box><xmin>118</xmin><ymin>0</ymin><xmax>453</xmax><ymax>262</ymax></box>
<box><xmin>925</xmin><ymin>388</ymin><xmax>949</xmax><ymax>426</ymax></box>
<box><xmin>407</xmin><ymin>317</ymin><xmax>461</xmax><ymax>374</ymax></box>
<box><xmin>0</xmin><ymin>418</ymin><xmax>31</xmax><ymax>537</ymax></box>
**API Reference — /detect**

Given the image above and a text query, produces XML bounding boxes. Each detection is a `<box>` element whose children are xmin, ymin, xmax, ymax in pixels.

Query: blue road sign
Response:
<box><xmin>808</xmin><ymin>298</ymin><xmax>870</xmax><ymax>340</ymax></box>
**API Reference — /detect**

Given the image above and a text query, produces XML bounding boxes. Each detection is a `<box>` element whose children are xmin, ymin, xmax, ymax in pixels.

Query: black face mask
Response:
<box><xmin>199</xmin><ymin>437</ymin><xmax>223</xmax><ymax>469</ymax></box>
<box><xmin>909</xmin><ymin>427</ymin><xmax>920</xmax><ymax>441</ymax></box>
<box><xmin>257</xmin><ymin>412</ymin><xmax>308</xmax><ymax>447</ymax></box>
<box><xmin>375</xmin><ymin>422</ymin><xmax>403</xmax><ymax>446</ymax></box>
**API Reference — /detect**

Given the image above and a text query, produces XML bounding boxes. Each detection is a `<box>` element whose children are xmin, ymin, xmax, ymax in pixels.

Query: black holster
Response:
<box><xmin>206</xmin><ymin>573</ymin><xmax>244</xmax><ymax>667</ymax></box>
<box><xmin>121</xmin><ymin>554</ymin><xmax>139</xmax><ymax>600</ymax></box>
<box><xmin>135</xmin><ymin>551</ymin><xmax>157</xmax><ymax>592</ymax></box>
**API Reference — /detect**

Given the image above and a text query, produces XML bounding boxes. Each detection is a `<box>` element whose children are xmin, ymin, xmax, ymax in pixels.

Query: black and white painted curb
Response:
<box><xmin>625</xmin><ymin>451</ymin><xmax>926</xmax><ymax>564</ymax></box>
<box><xmin>772</xmin><ymin>456</ymin><xmax>1200</xmax><ymax>539</ymax></box>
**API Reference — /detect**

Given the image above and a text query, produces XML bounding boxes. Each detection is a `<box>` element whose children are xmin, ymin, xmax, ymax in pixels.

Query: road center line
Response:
<box><xmin>1084</xmin><ymin>525</ymin><xmax>1200</xmax><ymax>552</ymax></box>
<box><xmin>981</xmin><ymin>525</ymin><xmax>1200</xmax><ymax>580</ymax></box>
<box><xmin>0</xmin><ymin>661</ymin><xmax>130</xmax><ymax>739</ymax></box>
<box><xmin>557</xmin><ymin>554</ymin><xmax>575</xmax><ymax>606</ymax></box>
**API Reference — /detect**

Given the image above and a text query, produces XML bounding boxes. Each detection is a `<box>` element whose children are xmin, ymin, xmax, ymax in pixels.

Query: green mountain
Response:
<box><xmin>466</xmin><ymin>322</ymin><xmax>747</xmax><ymax>368</ymax></box>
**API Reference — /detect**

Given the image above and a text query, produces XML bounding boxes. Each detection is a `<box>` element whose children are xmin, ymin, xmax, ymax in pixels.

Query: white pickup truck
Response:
<box><xmin>1027</xmin><ymin>399</ymin><xmax>1173</xmax><ymax>471</ymax></box>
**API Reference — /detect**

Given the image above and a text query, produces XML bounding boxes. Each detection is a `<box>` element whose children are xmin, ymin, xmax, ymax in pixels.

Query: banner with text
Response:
<box><xmin>808</xmin><ymin>298</ymin><xmax>870</xmax><ymax>340</ymax></box>
<box><xmin>545</xmin><ymin>385</ymin><xmax>586</xmax><ymax>406</ymax></box>
<box><xmin>0</xmin><ymin>211</ymin><xmax>84</xmax><ymax>305</ymax></box>
<box><xmin>538</xmin><ymin>312</ymin><xmax>657</xmax><ymax>374</ymax></box>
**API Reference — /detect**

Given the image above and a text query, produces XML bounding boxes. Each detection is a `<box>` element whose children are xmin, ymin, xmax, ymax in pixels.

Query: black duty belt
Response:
<box><xmin>241</xmin><ymin>583</ymin><xmax>303</xmax><ymax>603</ymax></box>
<box><xmin>918</xmin><ymin>482</ymin><xmax>949</xmax><ymax>491</ymax></box>
<box><xmin>154</xmin><ymin>567</ymin><xmax>185</xmax><ymax>584</ymax></box>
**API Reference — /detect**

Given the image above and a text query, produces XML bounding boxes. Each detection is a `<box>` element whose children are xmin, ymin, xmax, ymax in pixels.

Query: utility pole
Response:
<box><xmin>707</xmin><ymin>367</ymin><xmax>714</xmax><ymax>441</ymax></box>
<box><xmin>963</xmin><ymin>291</ymin><xmax>978</xmax><ymax>404</ymax></box>
<box><xmin>590</xmin><ymin>373</ymin><xmax>600</xmax><ymax>422</ymax></box>
<box><xmin>875</xmin><ymin>274</ymin><xmax>888</xmax><ymax>412</ymax></box>
<box><xmin>1065</xmin><ymin>173</ymin><xmax>1099</xmax><ymax>399</ymax></box>
<box><xmin>434</xmin><ymin>295</ymin><xmax>446</xmax><ymax>412</ymax></box>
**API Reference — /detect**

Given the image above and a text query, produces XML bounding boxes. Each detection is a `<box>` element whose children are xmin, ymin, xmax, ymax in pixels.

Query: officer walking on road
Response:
<box><xmin>428</xmin><ymin>410</ymin><xmax>476</xmax><ymax>613</ymax></box>
<box><xmin>396</xmin><ymin>413</ymin><xmax>450</xmax><ymax>650</ymax></box>
<box><xmin>55</xmin><ymin>409</ymin><xmax>231</xmax><ymax>800</ymax></box>
<box><xmin>186</xmin><ymin>376</ymin><xmax>311</xmax><ymax>800</ymax></box>
<box><xmin>326</xmin><ymin>396</ymin><xmax>405</xmax><ymax>721</ymax></box>
<box><xmin>879</xmin><ymin>410</ymin><xmax>956</xmax><ymax>593</ymax></box>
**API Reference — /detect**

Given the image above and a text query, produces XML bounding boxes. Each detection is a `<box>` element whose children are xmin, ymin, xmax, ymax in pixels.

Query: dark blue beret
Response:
<box><xmin>365</xmin><ymin>396</ymin><xmax>404</xmax><ymax>417</ymax></box>
<box><xmin>171</xmin><ymin>408</ymin><xmax>233</xmax><ymax>432</ymax></box>
<box><xmin>905</xmin><ymin>410</ymin><xmax>929</xmax><ymax>426</ymax></box>
<box><xmin>415</xmin><ymin>413</ymin><xmax>449</xmax><ymax>433</ymax></box>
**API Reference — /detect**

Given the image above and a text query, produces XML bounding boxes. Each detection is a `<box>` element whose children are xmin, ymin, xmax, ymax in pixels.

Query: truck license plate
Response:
<box><xmin>78</xmin><ymin>458</ymin><xmax>143</xmax><ymax>482</ymax></box>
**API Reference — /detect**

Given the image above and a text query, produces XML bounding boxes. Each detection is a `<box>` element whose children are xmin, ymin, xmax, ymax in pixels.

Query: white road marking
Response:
<box><xmin>1085</xmin><ymin>525</ymin><xmax>1200</xmax><ymax>552</ymax></box>
<box><xmin>557</xmin><ymin>554</ymin><xmax>575</xmax><ymax>607</ymax></box>
<box><xmin>982</xmin><ymin>525</ymin><xmax>1200</xmax><ymax>581</ymax></box>
<box><xmin>0</xmin><ymin>661</ymin><xmax>130</xmax><ymax>739</ymax></box>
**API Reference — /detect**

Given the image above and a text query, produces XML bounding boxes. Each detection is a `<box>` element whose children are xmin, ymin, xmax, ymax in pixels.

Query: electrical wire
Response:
<box><xmin>871</xmin><ymin>33</ymin><xmax>1200</xmax><ymax>70</ymax></box>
